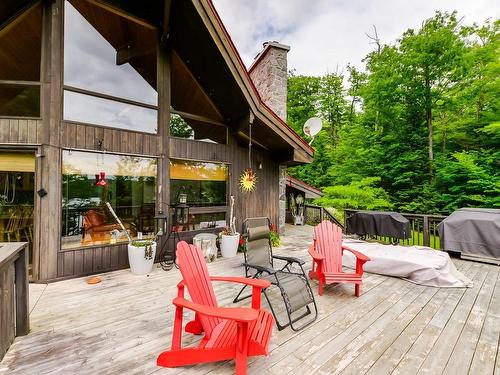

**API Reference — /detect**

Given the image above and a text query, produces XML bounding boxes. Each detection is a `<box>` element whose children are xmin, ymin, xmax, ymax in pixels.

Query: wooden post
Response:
<box><xmin>320</xmin><ymin>207</ymin><xmax>324</xmax><ymax>223</ymax></box>
<box><xmin>423</xmin><ymin>216</ymin><xmax>430</xmax><ymax>247</ymax></box>
<box><xmin>14</xmin><ymin>245</ymin><xmax>30</xmax><ymax>336</ymax></box>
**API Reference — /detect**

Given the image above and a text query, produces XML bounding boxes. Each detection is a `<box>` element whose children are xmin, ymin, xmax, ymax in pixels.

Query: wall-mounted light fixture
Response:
<box><xmin>258</xmin><ymin>162</ymin><xmax>263</xmax><ymax>170</ymax></box>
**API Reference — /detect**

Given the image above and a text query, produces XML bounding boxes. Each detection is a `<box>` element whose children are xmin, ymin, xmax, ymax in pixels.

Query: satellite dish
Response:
<box><xmin>303</xmin><ymin>117</ymin><xmax>322</xmax><ymax>145</ymax></box>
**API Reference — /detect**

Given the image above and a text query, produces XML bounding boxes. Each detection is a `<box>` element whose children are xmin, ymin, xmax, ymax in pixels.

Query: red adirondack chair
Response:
<box><xmin>157</xmin><ymin>241</ymin><xmax>274</xmax><ymax>375</ymax></box>
<box><xmin>309</xmin><ymin>221</ymin><xmax>370</xmax><ymax>297</ymax></box>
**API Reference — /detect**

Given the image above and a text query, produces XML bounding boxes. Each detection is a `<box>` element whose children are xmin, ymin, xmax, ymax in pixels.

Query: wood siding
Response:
<box><xmin>0</xmin><ymin>262</ymin><xmax>15</xmax><ymax>361</ymax></box>
<box><xmin>0</xmin><ymin>119</ymin><xmax>42</xmax><ymax>144</ymax></box>
<box><xmin>61</xmin><ymin>122</ymin><xmax>160</xmax><ymax>155</ymax></box>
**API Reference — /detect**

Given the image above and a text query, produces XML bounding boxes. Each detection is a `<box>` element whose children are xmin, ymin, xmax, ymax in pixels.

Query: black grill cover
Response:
<box><xmin>438</xmin><ymin>208</ymin><xmax>500</xmax><ymax>260</ymax></box>
<box><xmin>346</xmin><ymin>211</ymin><xmax>411</xmax><ymax>239</ymax></box>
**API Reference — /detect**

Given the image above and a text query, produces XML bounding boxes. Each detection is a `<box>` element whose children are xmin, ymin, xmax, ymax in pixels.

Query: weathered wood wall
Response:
<box><xmin>0</xmin><ymin>243</ymin><xmax>29</xmax><ymax>361</ymax></box>
<box><xmin>0</xmin><ymin>262</ymin><xmax>15</xmax><ymax>361</ymax></box>
<box><xmin>0</xmin><ymin>119</ymin><xmax>42</xmax><ymax>144</ymax></box>
<box><xmin>61</xmin><ymin>122</ymin><xmax>160</xmax><ymax>155</ymax></box>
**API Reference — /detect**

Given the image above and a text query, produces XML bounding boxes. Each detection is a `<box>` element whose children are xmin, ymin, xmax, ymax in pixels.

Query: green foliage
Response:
<box><xmin>287</xmin><ymin>13</ymin><xmax>500</xmax><ymax>216</ymax></box>
<box><xmin>170</xmin><ymin>114</ymin><xmax>194</xmax><ymax>138</ymax></box>
<box><xmin>314</xmin><ymin>177</ymin><xmax>393</xmax><ymax>213</ymax></box>
<box><xmin>269</xmin><ymin>230</ymin><xmax>280</xmax><ymax>248</ymax></box>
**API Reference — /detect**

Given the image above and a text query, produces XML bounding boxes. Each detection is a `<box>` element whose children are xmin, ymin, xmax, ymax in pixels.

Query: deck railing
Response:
<box><xmin>0</xmin><ymin>242</ymin><xmax>30</xmax><ymax>361</ymax></box>
<box><xmin>304</xmin><ymin>204</ymin><xmax>344</xmax><ymax>229</ymax></box>
<box><xmin>344</xmin><ymin>209</ymin><xmax>446</xmax><ymax>249</ymax></box>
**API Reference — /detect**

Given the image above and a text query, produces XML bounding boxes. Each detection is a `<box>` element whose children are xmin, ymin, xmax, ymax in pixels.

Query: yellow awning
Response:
<box><xmin>170</xmin><ymin>160</ymin><xmax>227</xmax><ymax>181</ymax></box>
<box><xmin>0</xmin><ymin>153</ymin><xmax>35</xmax><ymax>172</ymax></box>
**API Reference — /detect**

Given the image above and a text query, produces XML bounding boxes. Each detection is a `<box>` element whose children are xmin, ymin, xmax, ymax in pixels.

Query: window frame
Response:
<box><xmin>60</xmin><ymin>147</ymin><xmax>159</xmax><ymax>250</ymax></box>
<box><xmin>0</xmin><ymin>1</ymin><xmax>43</xmax><ymax>120</ymax></box>
<box><xmin>61</xmin><ymin>0</ymin><xmax>159</xmax><ymax>134</ymax></box>
<box><xmin>169</xmin><ymin>158</ymin><xmax>230</xmax><ymax>232</ymax></box>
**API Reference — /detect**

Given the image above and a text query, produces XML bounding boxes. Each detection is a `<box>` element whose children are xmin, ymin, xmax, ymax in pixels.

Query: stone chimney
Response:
<box><xmin>249</xmin><ymin>41</ymin><xmax>290</xmax><ymax>121</ymax></box>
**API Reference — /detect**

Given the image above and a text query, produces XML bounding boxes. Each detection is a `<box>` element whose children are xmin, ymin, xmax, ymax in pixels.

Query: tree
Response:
<box><xmin>398</xmin><ymin>12</ymin><xmax>466</xmax><ymax>177</ymax></box>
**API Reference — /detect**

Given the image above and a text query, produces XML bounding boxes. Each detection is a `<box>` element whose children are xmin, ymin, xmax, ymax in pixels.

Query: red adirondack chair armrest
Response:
<box><xmin>342</xmin><ymin>246</ymin><xmax>371</xmax><ymax>262</ymax></box>
<box><xmin>308</xmin><ymin>245</ymin><xmax>325</xmax><ymax>261</ymax></box>
<box><xmin>172</xmin><ymin>297</ymin><xmax>259</xmax><ymax>322</ymax></box>
<box><xmin>210</xmin><ymin>276</ymin><xmax>271</xmax><ymax>289</ymax></box>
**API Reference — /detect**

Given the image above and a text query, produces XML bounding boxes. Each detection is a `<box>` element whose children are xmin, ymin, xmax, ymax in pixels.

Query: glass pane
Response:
<box><xmin>172</xmin><ymin>212</ymin><xmax>226</xmax><ymax>232</ymax></box>
<box><xmin>61</xmin><ymin>150</ymin><xmax>157</xmax><ymax>249</ymax></box>
<box><xmin>63</xmin><ymin>90</ymin><xmax>157</xmax><ymax>133</ymax></box>
<box><xmin>0</xmin><ymin>3</ymin><xmax>42</xmax><ymax>81</ymax></box>
<box><xmin>0</xmin><ymin>84</ymin><xmax>40</xmax><ymax>117</ymax></box>
<box><xmin>0</xmin><ymin>153</ymin><xmax>35</xmax><ymax>274</ymax></box>
<box><xmin>170</xmin><ymin>160</ymin><xmax>228</xmax><ymax>207</ymax></box>
<box><xmin>170</xmin><ymin>113</ymin><xmax>227</xmax><ymax>144</ymax></box>
<box><xmin>64</xmin><ymin>0</ymin><xmax>157</xmax><ymax>105</ymax></box>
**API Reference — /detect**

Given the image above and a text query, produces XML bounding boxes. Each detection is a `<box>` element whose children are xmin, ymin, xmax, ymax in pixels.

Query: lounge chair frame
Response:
<box><xmin>233</xmin><ymin>217</ymin><xmax>318</xmax><ymax>331</ymax></box>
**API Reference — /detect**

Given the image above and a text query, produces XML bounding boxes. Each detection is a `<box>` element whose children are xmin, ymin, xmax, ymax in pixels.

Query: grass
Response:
<box><xmin>372</xmin><ymin>230</ymin><xmax>441</xmax><ymax>250</ymax></box>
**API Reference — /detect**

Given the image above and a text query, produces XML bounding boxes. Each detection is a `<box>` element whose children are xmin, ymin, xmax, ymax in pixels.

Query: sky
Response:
<box><xmin>212</xmin><ymin>0</ymin><xmax>499</xmax><ymax>76</ymax></box>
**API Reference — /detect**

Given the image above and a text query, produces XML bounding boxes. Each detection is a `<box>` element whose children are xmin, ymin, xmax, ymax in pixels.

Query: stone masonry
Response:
<box><xmin>249</xmin><ymin>41</ymin><xmax>290</xmax><ymax>233</ymax></box>
<box><xmin>249</xmin><ymin>41</ymin><xmax>290</xmax><ymax>121</ymax></box>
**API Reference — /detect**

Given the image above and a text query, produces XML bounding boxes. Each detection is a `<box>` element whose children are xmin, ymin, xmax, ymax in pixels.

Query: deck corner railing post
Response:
<box><xmin>14</xmin><ymin>245</ymin><xmax>30</xmax><ymax>336</ymax></box>
<box><xmin>423</xmin><ymin>216</ymin><xmax>430</xmax><ymax>247</ymax></box>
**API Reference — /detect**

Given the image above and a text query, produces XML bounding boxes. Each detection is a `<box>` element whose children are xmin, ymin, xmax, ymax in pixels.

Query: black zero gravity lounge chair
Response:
<box><xmin>233</xmin><ymin>217</ymin><xmax>318</xmax><ymax>331</ymax></box>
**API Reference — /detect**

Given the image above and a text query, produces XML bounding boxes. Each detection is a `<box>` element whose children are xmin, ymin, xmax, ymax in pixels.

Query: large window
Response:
<box><xmin>63</xmin><ymin>0</ymin><xmax>158</xmax><ymax>133</ymax></box>
<box><xmin>170</xmin><ymin>160</ymin><xmax>228</xmax><ymax>207</ymax></box>
<box><xmin>62</xmin><ymin>150</ymin><xmax>157</xmax><ymax>249</ymax></box>
<box><xmin>0</xmin><ymin>3</ymin><xmax>42</xmax><ymax>117</ymax></box>
<box><xmin>170</xmin><ymin>160</ymin><xmax>228</xmax><ymax>232</ymax></box>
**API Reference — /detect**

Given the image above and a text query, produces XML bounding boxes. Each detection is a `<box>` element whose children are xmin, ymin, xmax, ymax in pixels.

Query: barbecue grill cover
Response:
<box><xmin>438</xmin><ymin>208</ymin><xmax>500</xmax><ymax>260</ymax></box>
<box><xmin>346</xmin><ymin>211</ymin><xmax>411</xmax><ymax>239</ymax></box>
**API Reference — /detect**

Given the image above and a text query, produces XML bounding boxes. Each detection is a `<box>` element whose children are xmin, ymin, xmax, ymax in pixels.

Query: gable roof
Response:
<box><xmin>198</xmin><ymin>0</ymin><xmax>314</xmax><ymax>163</ymax></box>
<box><xmin>287</xmin><ymin>176</ymin><xmax>323</xmax><ymax>199</ymax></box>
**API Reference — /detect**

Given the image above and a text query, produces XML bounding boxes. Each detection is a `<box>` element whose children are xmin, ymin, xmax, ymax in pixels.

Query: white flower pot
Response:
<box><xmin>127</xmin><ymin>242</ymin><xmax>157</xmax><ymax>275</ymax></box>
<box><xmin>220</xmin><ymin>233</ymin><xmax>240</xmax><ymax>258</ymax></box>
<box><xmin>294</xmin><ymin>216</ymin><xmax>304</xmax><ymax>225</ymax></box>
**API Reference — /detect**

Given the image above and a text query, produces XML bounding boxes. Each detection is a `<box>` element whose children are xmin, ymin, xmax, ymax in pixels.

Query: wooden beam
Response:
<box><xmin>0</xmin><ymin>0</ymin><xmax>40</xmax><ymax>37</ymax></box>
<box><xmin>161</xmin><ymin>0</ymin><xmax>172</xmax><ymax>44</ymax></box>
<box><xmin>115</xmin><ymin>43</ymin><xmax>155</xmax><ymax>66</ymax></box>
<box><xmin>84</xmin><ymin>0</ymin><xmax>157</xmax><ymax>30</ymax></box>
<box><xmin>171</xmin><ymin>109</ymin><xmax>226</xmax><ymax>128</ymax></box>
<box><xmin>230</xmin><ymin>111</ymin><xmax>253</xmax><ymax>135</ymax></box>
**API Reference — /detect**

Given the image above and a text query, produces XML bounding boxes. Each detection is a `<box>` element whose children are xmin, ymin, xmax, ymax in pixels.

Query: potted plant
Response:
<box><xmin>290</xmin><ymin>194</ymin><xmax>305</xmax><ymax>225</ymax></box>
<box><xmin>219</xmin><ymin>195</ymin><xmax>239</xmax><ymax>258</ymax></box>
<box><xmin>105</xmin><ymin>202</ymin><xmax>157</xmax><ymax>275</ymax></box>
<box><xmin>127</xmin><ymin>239</ymin><xmax>157</xmax><ymax>275</ymax></box>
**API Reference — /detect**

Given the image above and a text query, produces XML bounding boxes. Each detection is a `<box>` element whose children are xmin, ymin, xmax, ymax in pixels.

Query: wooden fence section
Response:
<box><xmin>344</xmin><ymin>209</ymin><xmax>446</xmax><ymax>249</ymax></box>
<box><xmin>0</xmin><ymin>242</ymin><xmax>29</xmax><ymax>362</ymax></box>
<box><xmin>304</xmin><ymin>204</ymin><xmax>344</xmax><ymax>229</ymax></box>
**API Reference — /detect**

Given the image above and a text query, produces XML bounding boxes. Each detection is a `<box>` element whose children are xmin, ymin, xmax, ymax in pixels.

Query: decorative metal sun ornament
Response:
<box><xmin>240</xmin><ymin>169</ymin><xmax>257</xmax><ymax>192</ymax></box>
<box><xmin>239</xmin><ymin>118</ymin><xmax>258</xmax><ymax>192</ymax></box>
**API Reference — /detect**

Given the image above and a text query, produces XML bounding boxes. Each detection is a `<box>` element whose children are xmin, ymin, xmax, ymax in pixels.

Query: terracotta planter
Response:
<box><xmin>128</xmin><ymin>242</ymin><xmax>157</xmax><ymax>275</ymax></box>
<box><xmin>220</xmin><ymin>233</ymin><xmax>239</xmax><ymax>258</ymax></box>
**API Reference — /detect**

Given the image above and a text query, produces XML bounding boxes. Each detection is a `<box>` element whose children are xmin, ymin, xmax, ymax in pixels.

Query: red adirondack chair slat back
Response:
<box><xmin>314</xmin><ymin>221</ymin><xmax>343</xmax><ymax>273</ymax></box>
<box><xmin>176</xmin><ymin>242</ymin><xmax>221</xmax><ymax>335</ymax></box>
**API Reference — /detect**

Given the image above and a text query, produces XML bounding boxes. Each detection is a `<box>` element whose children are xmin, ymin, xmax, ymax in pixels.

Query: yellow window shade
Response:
<box><xmin>0</xmin><ymin>153</ymin><xmax>35</xmax><ymax>172</ymax></box>
<box><xmin>170</xmin><ymin>161</ymin><xmax>227</xmax><ymax>181</ymax></box>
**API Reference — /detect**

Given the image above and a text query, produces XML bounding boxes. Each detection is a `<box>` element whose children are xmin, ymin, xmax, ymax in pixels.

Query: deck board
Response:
<box><xmin>0</xmin><ymin>225</ymin><xmax>499</xmax><ymax>375</ymax></box>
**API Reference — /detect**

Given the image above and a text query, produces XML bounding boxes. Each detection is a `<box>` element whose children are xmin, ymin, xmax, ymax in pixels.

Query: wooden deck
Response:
<box><xmin>1</xmin><ymin>225</ymin><xmax>499</xmax><ymax>375</ymax></box>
